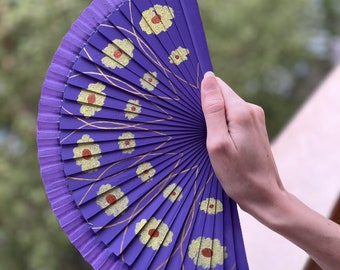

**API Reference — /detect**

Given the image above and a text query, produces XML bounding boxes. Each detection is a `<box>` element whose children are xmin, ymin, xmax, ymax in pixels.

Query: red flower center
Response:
<box><xmin>175</xmin><ymin>55</ymin><xmax>180</xmax><ymax>60</ymax></box>
<box><xmin>171</xmin><ymin>191</ymin><xmax>177</xmax><ymax>196</ymax></box>
<box><xmin>87</xmin><ymin>93</ymin><xmax>96</xmax><ymax>104</ymax></box>
<box><xmin>209</xmin><ymin>204</ymin><xmax>215</xmax><ymax>209</ymax></box>
<box><xmin>113</xmin><ymin>49</ymin><xmax>123</xmax><ymax>59</ymax></box>
<box><xmin>148</xmin><ymin>78</ymin><xmax>153</xmax><ymax>83</ymax></box>
<box><xmin>201</xmin><ymin>248</ymin><xmax>213</xmax><ymax>258</ymax></box>
<box><xmin>143</xmin><ymin>169</ymin><xmax>149</xmax><ymax>174</ymax></box>
<box><xmin>106</xmin><ymin>194</ymin><xmax>117</xmax><ymax>205</ymax></box>
<box><xmin>151</xmin><ymin>15</ymin><xmax>162</xmax><ymax>24</ymax></box>
<box><xmin>82</xmin><ymin>149</ymin><xmax>92</xmax><ymax>160</ymax></box>
<box><xmin>148</xmin><ymin>228</ymin><xmax>160</xmax><ymax>238</ymax></box>
<box><xmin>131</xmin><ymin>106</ymin><xmax>136</xmax><ymax>112</ymax></box>
<box><xmin>125</xmin><ymin>140</ymin><xmax>130</xmax><ymax>146</ymax></box>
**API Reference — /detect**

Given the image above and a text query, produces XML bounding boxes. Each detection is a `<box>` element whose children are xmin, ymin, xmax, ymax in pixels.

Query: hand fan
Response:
<box><xmin>37</xmin><ymin>0</ymin><xmax>249</xmax><ymax>269</ymax></box>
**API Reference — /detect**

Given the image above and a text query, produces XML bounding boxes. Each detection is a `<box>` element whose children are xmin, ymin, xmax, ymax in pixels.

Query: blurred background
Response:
<box><xmin>0</xmin><ymin>0</ymin><xmax>339</xmax><ymax>269</ymax></box>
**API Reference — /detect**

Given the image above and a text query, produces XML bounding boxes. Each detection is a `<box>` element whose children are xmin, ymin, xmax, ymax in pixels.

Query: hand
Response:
<box><xmin>200</xmin><ymin>71</ymin><xmax>284</xmax><ymax>219</ymax></box>
<box><xmin>200</xmin><ymin>72</ymin><xmax>340</xmax><ymax>270</ymax></box>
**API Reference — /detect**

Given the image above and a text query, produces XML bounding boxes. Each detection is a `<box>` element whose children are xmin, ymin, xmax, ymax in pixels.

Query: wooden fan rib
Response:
<box><xmin>126</xmin><ymin>0</ymin><xmax>204</xmax><ymax>114</ymax></box>
<box><xmin>75</xmin><ymin>135</ymin><xmax>205</xmax><ymax>212</ymax></box>
<box><xmin>64</xmin><ymin>75</ymin><xmax>192</xmax><ymax>123</ymax></box>
<box><xmin>107</xmin><ymin>1</ymin><xmax>205</xmax><ymax>117</ymax></box>
<box><xmin>84</xmin><ymin>152</ymin><xmax>193</xmax><ymax>238</ymax></box>
<box><xmin>130</xmin><ymin>152</ymin><xmax>211</xmax><ymax>269</ymax></box>
<box><xmin>62</xmin><ymin>128</ymin><xmax>203</xmax><ymax>162</ymax></box>
<box><xmin>103</xmin><ymin>154</ymin><xmax>209</xmax><ymax>266</ymax></box>
<box><xmin>63</xmin><ymin>129</ymin><xmax>206</xmax><ymax>192</ymax></box>
<box><xmin>147</xmin><ymin>0</ymin><xmax>203</xmax><ymax>94</ymax></box>
<box><xmin>163</xmin><ymin>157</ymin><xmax>214</xmax><ymax>270</ymax></box>
<box><xmin>60</xmin><ymin>96</ymin><xmax>204</xmax><ymax>130</ymax></box>
<box><xmin>71</xmin><ymin>54</ymin><xmax>203</xmax><ymax>124</ymax></box>
<box><xmin>77</xmin><ymin>142</ymin><xmax>208</xmax><ymax>239</ymax></box>
<box><xmin>95</xmin><ymin>22</ymin><xmax>185</xmax><ymax>93</ymax></box>
<box><xmin>64</xmin><ymin>77</ymin><xmax>203</xmax><ymax>128</ymax></box>
<box><xmin>179</xmin><ymin>0</ymin><xmax>213</xmax><ymax>74</ymax></box>
<box><xmin>131</xmin><ymin>0</ymin><xmax>199</xmax><ymax>88</ymax></box>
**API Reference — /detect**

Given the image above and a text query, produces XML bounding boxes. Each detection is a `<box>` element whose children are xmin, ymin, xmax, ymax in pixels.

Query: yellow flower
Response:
<box><xmin>101</xmin><ymin>38</ymin><xmax>134</xmax><ymax>69</ymax></box>
<box><xmin>163</xmin><ymin>184</ymin><xmax>183</xmax><ymax>203</ymax></box>
<box><xmin>135</xmin><ymin>217</ymin><xmax>173</xmax><ymax>250</ymax></box>
<box><xmin>77</xmin><ymin>82</ymin><xmax>106</xmax><ymax>118</ymax></box>
<box><xmin>140</xmin><ymin>72</ymin><xmax>159</xmax><ymax>91</ymax></box>
<box><xmin>199</xmin><ymin>198</ymin><xmax>223</xmax><ymax>215</ymax></box>
<box><xmin>124</xmin><ymin>99</ymin><xmax>142</xmax><ymax>120</ymax></box>
<box><xmin>118</xmin><ymin>132</ymin><xmax>136</xmax><ymax>154</ymax></box>
<box><xmin>136</xmin><ymin>162</ymin><xmax>155</xmax><ymax>182</ymax></box>
<box><xmin>73</xmin><ymin>134</ymin><xmax>101</xmax><ymax>172</ymax></box>
<box><xmin>96</xmin><ymin>184</ymin><xmax>129</xmax><ymax>217</ymax></box>
<box><xmin>169</xmin><ymin>46</ymin><xmax>189</xmax><ymax>65</ymax></box>
<box><xmin>188</xmin><ymin>237</ymin><xmax>228</xmax><ymax>269</ymax></box>
<box><xmin>139</xmin><ymin>5</ymin><xmax>175</xmax><ymax>35</ymax></box>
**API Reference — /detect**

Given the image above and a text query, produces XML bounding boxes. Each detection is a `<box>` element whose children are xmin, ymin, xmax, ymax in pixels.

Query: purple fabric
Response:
<box><xmin>37</xmin><ymin>0</ymin><xmax>248</xmax><ymax>269</ymax></box>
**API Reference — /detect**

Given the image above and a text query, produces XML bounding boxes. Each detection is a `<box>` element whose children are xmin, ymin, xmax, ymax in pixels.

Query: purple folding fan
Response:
<box><xmin>37</xmin><ymin>0</ymin><xmax>249</xmax><ymax>269</ymax></box>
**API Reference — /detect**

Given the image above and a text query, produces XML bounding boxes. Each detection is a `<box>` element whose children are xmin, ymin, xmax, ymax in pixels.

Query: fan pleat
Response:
<box><xmin>113</xmin><ymin>1</ymin><xmax>203</xmax><ymax>111</ymax></box>
<box><xmin>74</xmin><ymin>30</ymin><xmax>203</xmax><ymax>122</ymax></box>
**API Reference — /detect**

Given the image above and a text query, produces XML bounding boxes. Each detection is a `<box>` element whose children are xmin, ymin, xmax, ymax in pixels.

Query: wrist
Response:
<box><xmin>241</xmin><ymin>188</ymin><xmax>291</xmax><ymax>230</ymax></box>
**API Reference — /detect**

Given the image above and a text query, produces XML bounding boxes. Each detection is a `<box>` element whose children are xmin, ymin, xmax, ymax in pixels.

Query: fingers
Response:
<box><xmin>215</xmin><ymin>77</ymin><xmax>265</xmax><ymax>130</ymax></box>
<box><xmin>201</xmin><ymin>72</ymin><xmax>235</xmax><ymax>153</ymax></box>
<box><xmin>201</xmin><ymin>72</ymin><xmax>228</xmax><ymax>135</ymax></box>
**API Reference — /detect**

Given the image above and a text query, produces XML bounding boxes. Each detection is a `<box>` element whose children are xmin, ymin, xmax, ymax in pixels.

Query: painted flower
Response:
<box><xmin>73</xmin><ymin>134</ymin><xmax>101</xmax><ymax>172</ymax></box>
<box><xmin>140</xmin><ymin>71</ymin><xmax>159</xmax><ymax>91</ymax></box>
<box><xmin>135</xmin><ymin>217</ymin><xmax>173</xmax><ymax>250</ymax></box>
<box><xmin>163</xmin><ymin>184</ymin><xmax>183</xmax><ymax>203</ymax></box>
<box><xmin>169</xmin><ymin>46</ymin><xmax>189</xmax><ymax>65</ymax></box>
<box><xmin>96</xmin><ymin>184</ymin><xmax>129</xmax><ymax>217</ymax></box>
<box><xmin>188</xmin><ymin>237</ymin><xmax>228</xmax><ymax>269</ymax></box>
<box><xmin>118</xmin><ymin>132</ymin><xmax>136</xmax><ymax>154</ymax></box>
<box><xmin>199</xmin><ymin>198</ymin><xmax>223</xmax><ymax>215</ymax></box>
<box><xmin>101</xmin><ymin>38</ymin><xmax>134</xmax><ymax>69</ymax></box>
<box><xmin>124</xmin><ymin>99</ymin><xmax>142</xmax><ymax>120</ymax></box>
<box><xmin>139</xmin><ymin>5</ymin><xmax>175</xmax><ymax>35</ymax></box>
<box><xmin>77</xmin><ymin>82</ymin><xmax>106</xmax><ymax>118</ymax></box>
<box><xmin>136</xmin><ymin>162</ymin><xmax>156</xmax><ymax>182</ymax></box>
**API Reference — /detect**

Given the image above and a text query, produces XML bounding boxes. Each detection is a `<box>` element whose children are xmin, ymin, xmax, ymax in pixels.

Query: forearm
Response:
<box><xmin>256</xmin><ymin>190</ymin><xmax>340</xmax><ymax>270</ymax></box>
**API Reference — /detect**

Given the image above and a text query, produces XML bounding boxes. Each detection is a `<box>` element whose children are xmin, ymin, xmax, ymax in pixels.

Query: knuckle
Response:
<box><xmin>233</xmin><ymin>103</ymin><xmax>265</xmax><ymax>124</ymax></box>
<box><xmin>206</xmin><ymin>136</ymin><xmax>228</xmax><ymax>155</ymax></box>
<box><xmin>203</xmin><ymin>98</ymin><xmax>225</xmax><ymax>115</ymax></box>
<box><xmin>251</xmin><ymin>104</ymin><xmax>265</xmax><ymax>117</ymax></box>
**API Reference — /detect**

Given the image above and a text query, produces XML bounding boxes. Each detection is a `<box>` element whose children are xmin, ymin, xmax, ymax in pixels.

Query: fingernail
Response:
<box><xmin>203</xmin><ymin>72</ymin><xmax>218</xmax><ymax>91</ymax></box>
<box><xmin>204</xmin><ymin>71</ymin><xmax>215</xmax><ymax>78</ymax></box>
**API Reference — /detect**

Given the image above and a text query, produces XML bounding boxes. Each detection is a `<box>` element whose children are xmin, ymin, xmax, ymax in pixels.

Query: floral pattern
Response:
<box><xmin>124</xmin><ymin>99</ymin><xmax>142</xmax><ymax>120</ymax></box>
<box><xmin>169</xmin><ymin>46</ymin><xmax>190</xmax><ymax>65</ymax></box>
<box><xmin>139</xmin><ymin>5</ymin><xmax>175</xmax><ymax>35</ymax></box>
<box><xmin>136</xmin><ymin>162</ymin><xmax>156</xmax><ymax>182</ymax></box>
<box><xmin>163</xmin><ymin>183</ymin><xmax>183</xmax><ymax>202</ymax></box>
<box><xmin>102</xmin><ymin>38</ymin><xmax>134</xmax><ymax>69</ymax></box>
<box><xmin>199</xmin><ymin>198</ymin><xmax>223</xmax><ymax>215</ymax></box>
<box><xmin>77</xmin><ymin>82</ymin><xmax>106</xmax><ymax>118</ymax></box>
<box><xmin>135</xmin><ymin>217</ymin><xmax>173</xmax><ymax>250</ymax></box>
<box><xmin>118</xmin><ymin>132</ymin><xmax>136</xmax><ymax>154</ymax></box>
<box><xmin>96</xmin><ymin>184</ymin><xmax>129</xmax><ymax>217</ymax></box>
<box><xmin>188</xmin><ymin>237</ymin><xmax>228</xmax><ymax>269</ymax></box>
<box><xmin>73</xmin><ymin>134</ymin><xmax>101</xmax><ymax>172</ymax></box>
<box><xmin>140</xmin><ymin>71</ymin><xmax>159</xmax><ymax>91</ymax></box>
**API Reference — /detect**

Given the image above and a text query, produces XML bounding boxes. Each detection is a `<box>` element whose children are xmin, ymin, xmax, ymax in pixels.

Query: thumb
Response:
<box><xmin>201</xmin><ymin>72</ymin><xmax>229</xmax><ymax>138</ymax></box>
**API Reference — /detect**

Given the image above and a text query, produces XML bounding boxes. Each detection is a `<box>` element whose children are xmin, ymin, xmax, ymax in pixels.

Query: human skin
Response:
<box><xmin>200</xmin><ymin>72</ymin><xmax>340</xmax><ymax>269</ymax></box>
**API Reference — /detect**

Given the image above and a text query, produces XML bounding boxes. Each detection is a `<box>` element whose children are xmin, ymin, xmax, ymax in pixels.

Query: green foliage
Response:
<box><xmin>198</xmin><ymin>0</ymin><xmax>335</xmax><ymax>137</ymax></box>
<box><xmin>0</xmin><ymin>0</ymin><xmax>92</xmax><ymax>269</ymax></box>
<box><xmin>0</xmin><ymin>0</ymin><xmax>337</xmax><ymax>269</ymax></box>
